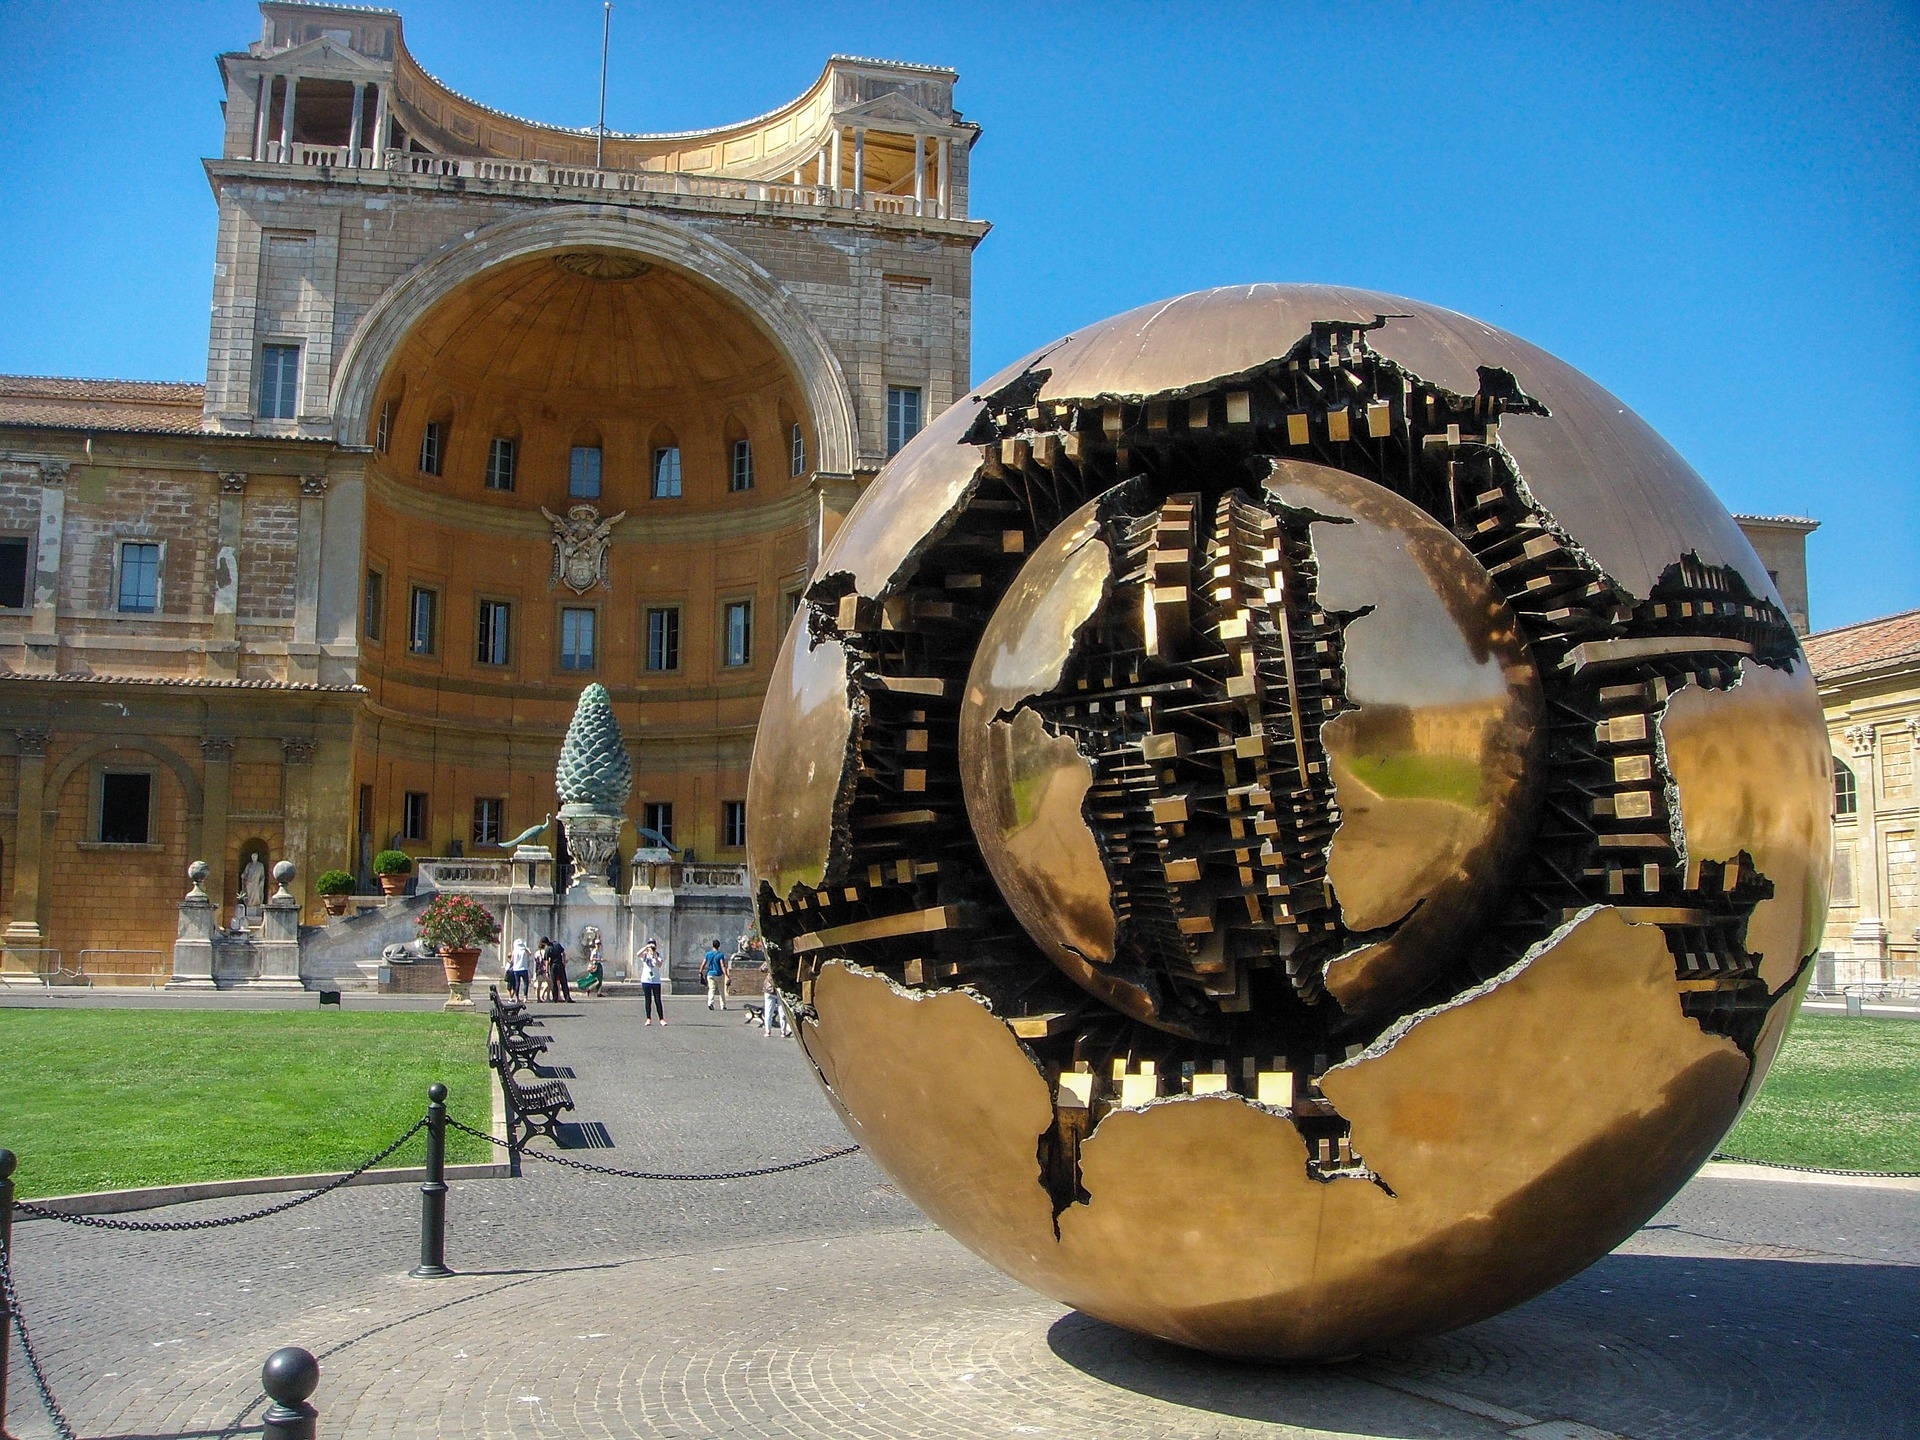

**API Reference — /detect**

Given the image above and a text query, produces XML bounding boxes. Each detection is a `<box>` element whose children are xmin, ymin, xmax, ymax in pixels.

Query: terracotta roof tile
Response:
<box><xmin>1804</xmin><ymin>608</ymin><xmax>1920</xmax><ymax>680</ymax></box>
<box><xmin>0</xmin><ymin>374</ymin><xmax>206</xmax><ymax>435</ymax></box>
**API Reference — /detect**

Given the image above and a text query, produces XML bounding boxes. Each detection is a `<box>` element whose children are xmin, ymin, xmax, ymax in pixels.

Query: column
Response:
<box><xmin>1845</xmin><ymin>724</ymin><xmax>1888</xmax><ymax>969</ymax></box>
<box><xmin>936</xmin><ymin>138</ymin><xmax>950</xmax><ymax>219</ymax></box>
<box><xmin>1</xmin><ymin>729</ymin><xmax>50</xmax><ymax>976</ymax></box>
<box><xmin>210</xmin><ymin>472</ymin><xmax>244</xmax><ymax>679</ymax></box>
<box><xmin>200</xmin><ymin>736</ymin><xmax>235</xmax><ymax>927</ymax></box>
<box><xmin>913</xmin><ymin>134</ymin><xmax>926</xmax><ymax>216</ymax></box>
<box><xmin>828</xmin><ymin>127</ymin><xmax>842</xmax><ymax>202</ymax></box>
<box><xmin>24</xmin><ymin>461</ymin><xmax>66</xmax><ymax>676</ymax></box>
<box><xmin>370</xmin><ymin>84</ymin><xmax>389</xmax><ymax>168</ymax></box>
<box><xmin>289</xmin><ymin>475</ymin><xmax>327</xmax><ymax>681</ymax></box>
<box><xmin>283</xmin><ymin>739</ymin><xmax>315</xmax><ymax>924</ymax></box>
<box><xmin>276</xmin><ymin>73</ymin><xmax>297</xmax><ymax>162</ymax></box>
<box><xmin>851</xmin><ymin>128</ymin><xmax>865</xmax><ymax>206</ymax></box>
<box><xmin>278</xmin><ymin>74</ymin><xmax>298</xmax><ymax>162</ymax></box>
<box><xmin>814</xmin><ymin>144</ymin><xmax>827</xmax><ymax>188</ymax></box>
<box><xmin>347</xmin><ymin>82</ymin><xmax>366</xmax><ymax>166</ymax></box>
<box><xmin>253</xmin><ymin>75</ymin><xmax>274</xmax><ymax>161</ymax></box>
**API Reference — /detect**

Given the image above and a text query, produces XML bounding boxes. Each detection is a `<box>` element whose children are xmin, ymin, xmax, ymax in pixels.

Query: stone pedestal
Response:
<box><xmin>0</xmin><ymin>922</ymin><xmax>49</xmax><ymax>988</ymax></box>
<box><xmin>559</xmin><ymin>806</ymin><xmax>622</xmax><ymax>893</ymax></box>
<box><xmin>247</xmin><ymin>860</ymin><xmax>306</xmax><ymax>990</ymax></box>
<box><xmin>168</xmin><ymin>862</ymin><xmax>219</xmax><ymax>990</ymax></box>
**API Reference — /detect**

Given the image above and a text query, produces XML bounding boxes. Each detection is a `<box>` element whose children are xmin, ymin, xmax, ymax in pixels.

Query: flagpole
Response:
<box><xmin>595</xmin><ymin>1</ymin><xmax>612</xmax><ymax>169</ymax></box>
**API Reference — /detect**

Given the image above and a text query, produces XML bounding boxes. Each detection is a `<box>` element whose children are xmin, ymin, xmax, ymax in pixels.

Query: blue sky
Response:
<box><xmin>2</xmin><ymin>0</ymin><xmax>1914</xmax><ymax>630</ymax></box>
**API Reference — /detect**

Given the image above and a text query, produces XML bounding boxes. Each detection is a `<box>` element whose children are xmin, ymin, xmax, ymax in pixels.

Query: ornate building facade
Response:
<box><xmin>0</xmin><ymin>1</ymin><xmax>984</xmax><ymax>979</ymax></box>
<box><xmin>1807</xmin><ymin>609</ymin><xmax>1920</xmax><ymax>981</ymax></box>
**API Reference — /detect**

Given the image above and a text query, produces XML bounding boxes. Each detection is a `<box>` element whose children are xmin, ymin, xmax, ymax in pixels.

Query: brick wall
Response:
<box><xmin>43</xmin><ymin>739</ymin><xmax>194</xmax><ymax>967</ymax></box>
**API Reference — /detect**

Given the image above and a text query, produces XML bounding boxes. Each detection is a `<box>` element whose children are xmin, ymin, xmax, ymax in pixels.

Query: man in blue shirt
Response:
<box><xmin>702</xmin><ymin>939</ymin><xmax>730</xmax><ymax>1010</ymax></box>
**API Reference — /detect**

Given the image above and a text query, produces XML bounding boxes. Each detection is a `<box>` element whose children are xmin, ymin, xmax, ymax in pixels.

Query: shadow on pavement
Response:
<box><xmin>1047</xmin><ymin>1252</ymin><xmax>1920</xmax><ymax>1440</ymax></box>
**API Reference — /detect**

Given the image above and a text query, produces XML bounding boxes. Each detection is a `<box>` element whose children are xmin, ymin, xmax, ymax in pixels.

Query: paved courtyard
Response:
<box><xmin>4</xmin><ymin>991</ymin><xmax>1916</xmax><ymax>1439</ymax></box>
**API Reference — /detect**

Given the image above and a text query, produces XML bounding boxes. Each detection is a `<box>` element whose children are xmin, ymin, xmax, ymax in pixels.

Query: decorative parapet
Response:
<box><xmin>416</xmin><ymin>858</ymin><xmax>513</xmax><ymax>892</ymax></box>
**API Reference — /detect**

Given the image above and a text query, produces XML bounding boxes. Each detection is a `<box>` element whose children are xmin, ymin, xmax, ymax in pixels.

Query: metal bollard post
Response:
<box><xmin>411</xmin><ymin>1083</ymin><xmax>451</xmax><ymax>1278</ymax></box>
<box><xmin>1</xmin><ymin>1148</ymin><xmax>14</xmax><ymax>1434</ymax></box>
<box><xmin>260</xmin><ymin>1346</ymin><xmax>319</xmax><ymax>1440</ymax></box>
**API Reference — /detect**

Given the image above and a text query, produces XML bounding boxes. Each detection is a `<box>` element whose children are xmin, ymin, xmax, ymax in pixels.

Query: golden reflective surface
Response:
<box><xmin>1265</xmin><ymin>461</ymin><xmax>1544</xmax><ymax>1018</ymax></box>
<box><xmin>1660</xmin><ymin>659</ymin><xmax>1833</xmax><ymax>992</ymax></box>
<box><xmin>745</xmin><ymin>623</ymin><xmax>857</xmax><ymax>901</ymax></box>
<box><xmin>802</xmin><ymin>905</ymin><xmax>1749</xmax><ymax>1360</ymax></box>
<box><xmin>751</xmin><ymin>285</ymin><xmax>1832</xmax><ymax>1362</ymax></box>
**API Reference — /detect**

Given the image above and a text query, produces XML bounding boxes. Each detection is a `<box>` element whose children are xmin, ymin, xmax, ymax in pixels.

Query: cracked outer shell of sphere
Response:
<box><xmin>749</xmin><ymin>284</ymin><xmax>1831</xmax><ymax>1361</ymax></box>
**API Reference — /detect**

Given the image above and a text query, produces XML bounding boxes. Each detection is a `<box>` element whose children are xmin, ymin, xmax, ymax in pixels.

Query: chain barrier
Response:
<box><xmin>16</xmin><ymin>1118</ymin><xmax>427</xmax><ymax>1233</ymax></box>
<box><xmin>2</xmin><ymin>1244</ymin><xmax>80</xmax><ymax>1440</ymax></box>
<box><xmin>1709</xmin><ymin>1151</ymin><xmax>1920</xmax><ymax>1180</ymax></box>
<box><xmin>447</xmin><ymin>1117</ymin><xmax>860</xmax><ymax>1181</ymax></box>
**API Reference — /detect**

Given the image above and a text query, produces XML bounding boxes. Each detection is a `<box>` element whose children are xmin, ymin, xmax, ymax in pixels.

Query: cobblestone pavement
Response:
<box><xmin>6</xmin><ymin>995</ymin><xmax>1916</xmax><ymax>1439</ymax></box>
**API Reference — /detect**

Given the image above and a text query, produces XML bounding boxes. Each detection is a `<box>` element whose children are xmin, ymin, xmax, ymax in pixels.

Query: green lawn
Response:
<box><xmin>0</xmin><ymin>1010</ymin><xmax>493</xmax><ymax>1199</ymax></box>
<box><xmin>1722</xmin><ymin>1015</ymin><xmax>1920</xmax><ymax>1171</ymax></box>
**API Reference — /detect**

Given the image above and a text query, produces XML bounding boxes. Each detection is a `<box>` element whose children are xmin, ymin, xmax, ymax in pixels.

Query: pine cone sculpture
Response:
<box><xmin>556</xmin><ymin>683</ymin><xmax>633</xmax><ymax>810</ymax></box>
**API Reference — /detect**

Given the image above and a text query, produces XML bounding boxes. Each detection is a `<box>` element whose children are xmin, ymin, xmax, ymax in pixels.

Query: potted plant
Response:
<box><xmin>373</xmin><ymin>849</ymin><xmax>414</xmax><ymax>897</ymax></box>
<box><xmin>315</xmin><ymin>869</ymin><xmax>355</xmax><ymax>917</ymax></box>
<box><xmin>416</xmin><ymin>893</ymin><xmax>501</xmax><ymax>1011</ymax></box>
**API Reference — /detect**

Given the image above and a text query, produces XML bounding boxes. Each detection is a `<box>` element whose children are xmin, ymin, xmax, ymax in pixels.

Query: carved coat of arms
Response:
<box><xmin>542</xmin><ymin>504</ymin><xmax>626</xmax><ymax>594</ymax></box>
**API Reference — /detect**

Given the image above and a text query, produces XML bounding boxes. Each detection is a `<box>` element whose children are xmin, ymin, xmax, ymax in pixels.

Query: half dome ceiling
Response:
<box><xmin>382</xmin><ymin>248</ymin><xmax>792</xmax><ymax>406</ymax></box>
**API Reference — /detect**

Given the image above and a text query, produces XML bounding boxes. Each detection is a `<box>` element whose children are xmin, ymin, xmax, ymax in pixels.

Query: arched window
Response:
<box><xmin>650</xmin><ymin>428</ymin><xmax>682</xmax><ymax>499</ymax></box>
<box><xmin>569</xmin><ymin>426</ymin><xmax>604</xmax><ymax>499</ymax></box>
<box><xmin>727</xmin><ymin>419</ymin><xmax>754</xmax><ymax>493</ymax></box>
<box><xmin>1833</xmin><ymin>758</ymin><xmax>1857</xmax><ymax>817</ymax></box>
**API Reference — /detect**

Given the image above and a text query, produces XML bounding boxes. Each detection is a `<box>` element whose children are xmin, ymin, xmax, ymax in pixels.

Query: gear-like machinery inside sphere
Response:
<box><xmin>747</xmin><ymin>286</ymin><xmax>1831</xmax><ymax>1360</ymax></box>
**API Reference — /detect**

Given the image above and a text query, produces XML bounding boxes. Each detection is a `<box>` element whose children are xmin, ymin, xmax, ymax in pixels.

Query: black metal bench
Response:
<box><xmin>487</xmin><ymin>1017</ymin><xmax>549</xmax><ymax>1074</ymax></box>
<box><xmin>500</xmin><ymin>1066</ymin><xmax>574</xmax><ymax>1146</ymax></box>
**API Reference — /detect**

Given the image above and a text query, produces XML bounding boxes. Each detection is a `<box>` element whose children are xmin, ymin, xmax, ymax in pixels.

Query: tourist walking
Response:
<box><xmin>703</xmin><ymin>938</ymin><xmax>730</xmax><ymax>1009</ymax></box>
<box><xmin>506</xmin><ymin>936</ymin><xmax>531</xmax><ymax>1001</ymax></box>
<box><xmin>636</xmin><ymin>936</ymin><xmax>667</xmax><ymax>1024</ymax></box>
<box><xmin>762</xmin><ymin>969</ymin><xmax>792</xmax><ymax>1038</ymax></box>
<box><xmin>577</xmin><ymin>952</ymin><xmax>604</xmax><ymax>996</ymax></box>
<box><xmin>533</xmin><ymin>937</ymin><xmax>552</xmax><ymax>1002</ymax></box>
<box><xmin>550</xmin><ymin>936</ymin><xmax>573</xmax><ymax>1003</ymax></box>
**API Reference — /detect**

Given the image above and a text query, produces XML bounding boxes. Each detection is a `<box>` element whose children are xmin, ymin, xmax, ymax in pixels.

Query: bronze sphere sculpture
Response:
<box><xmin>747</xmin><ymin>285</ymin><xmax>1831</xmax><ymax>1360</ymax></box>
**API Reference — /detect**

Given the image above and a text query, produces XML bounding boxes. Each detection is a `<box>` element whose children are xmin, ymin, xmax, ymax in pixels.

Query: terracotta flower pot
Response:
<box><xmin>322</xmin><ymin>894</ymin><xmax>350</xmax><ymax>917</ymax></box>
<box><xmin>378</xmin><ymin>874</ymin><xmax>407</xmax><ymax>896</ymax></box>
<box><xmin>441</xmin><ymin>946</ymin><xmax>481</xmax><ymax>984</ymax></box>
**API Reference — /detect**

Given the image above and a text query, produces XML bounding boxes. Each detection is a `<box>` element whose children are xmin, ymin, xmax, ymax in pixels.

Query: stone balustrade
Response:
<box><xmin>415</xmin><ymin>857</ymin><xmax>514</xmax><ymax>891</ymax></box>
<box><xmin>250</xmin><ymin>147</ymin><xmax>956</xmax><ymax>219</ymax></box>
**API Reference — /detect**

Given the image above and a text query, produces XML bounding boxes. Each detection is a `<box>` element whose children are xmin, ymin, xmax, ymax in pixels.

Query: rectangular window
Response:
<box><xmin>476</xmin><ymin>598</ymin><xmax>511</xmax><ymax>666</ymax></box>
<box><xmin>419</xmin><ymin>420</ymin><xmax>445</xmax><ymax>477</ymax></box>
<box><xmin>376</xmin><ymin>399</ymin><xmax>396</xmax><ymax>453</ymax></box>
<box><xmin>402</xmin><ymin>791</ymin><xmax>428</xmax><ymax>842</ymax></box>
<box><xmin>98</xmin><ymin>770</ymin><xmax>152</xmax><ymax>845</ymax></box>
<box><xmin>0</xmin><ymin>537</ymin><xmax>27</xmax><ymax>609</ymax></box>
<box><xmin>408</xmin><ymin>585</ymin><xmax>437</xmax><ymax>655</ymax></box>
<box><xmin>723</xmin><ymin>599</ymin><xmax>753</xmax><ymax>668</ymax></box>
<box><xmin>485</xmin><ymin>436</ymin><xmax>517</xmax><ymax>491</ymax></box>
<box><xmin>784</xmin><ymin>588</ymin><xmax>804</xmax><ymax>624</ymax></box>
<box><xmin>645</xmin><ymin>606</ymin><xmax>680</xmax><ymax>672</ymax></box>
<box><xmin>642</xmin><ymin>801</ymin><xmax>674</xmax><ymax>847</ymax></box>
<box><xmin>259</xmin><ymin>343</ymin><xmax>299</xmax><ymax>420</ymax></box>
<box><xmin>117</xmin><ymin>541</ymin><xmax>160</xmax><ymax>614</ymax></box>
<box><xmin>886</xmin><ymin>385</ymin><xmax>923</xmax><ymax>457</ymax></box>
<box><xmin>790</xmin><ymin>422</ymin><xmax>806</xmax><ymax>477</ymax></box>
<box><xmin>651</xmin><ymin>446</ymin><xmax>682</xmax><ymax>499</ymax></box>
<box><xmin>357</xmin><ymin>783</ymin><xmax>373</xmax><ymax>841</ymax></box>
<box><xmin>722</xmin><ymin>799</ymin><xmax>746</xmax><ymax>849</ymax></box>
<box><xmin>560</xmin><ymin>607</ymin><xmax>597</xmax><ymax>671</ymax></box>
<box><xmin>363</xmin><ymin>569</ymin><xmax>384</xmax><ymax>642</ymax></box>
<box><xmin>730</xmin><ymin>438</ymin><xmax>754</xmax><ymax>492</ymax></box>
<box><xmin>569</xmin><ymin>445</ymin><xmax>603</xmax><ymax>499</ymax></box>
<box><xmin>472</xmin><ymin>797</ymin><xmax>504</xmax><ymax>848</ymax></box>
